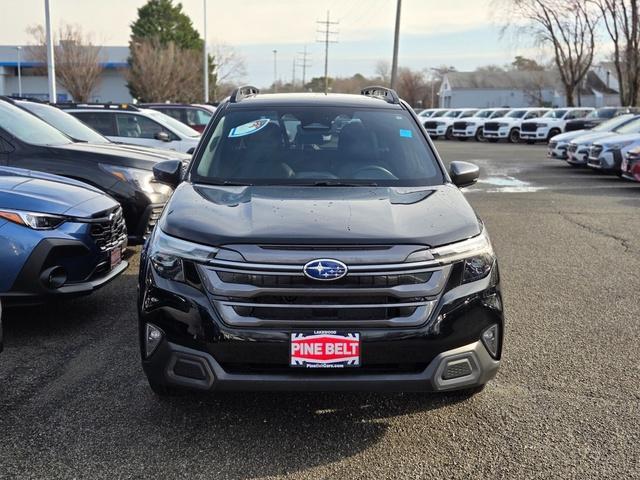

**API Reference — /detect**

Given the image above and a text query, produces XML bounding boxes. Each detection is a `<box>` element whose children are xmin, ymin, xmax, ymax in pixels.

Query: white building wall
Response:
<box><xmin>0</xmin><ymin>68</ymin><xmax>132</xmax><ymax>102</ymax></box>
<box><xmin>439</xmin><ymin>88</ymin><xmax>560</xmax><ymax>108</ymax></box>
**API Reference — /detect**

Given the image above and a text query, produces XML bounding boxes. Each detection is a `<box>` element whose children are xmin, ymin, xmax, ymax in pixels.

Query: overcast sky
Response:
<box><xmin>0</xmin><ymin>0</ymin><xmax>538</xmax><ymax>87</ymax></box>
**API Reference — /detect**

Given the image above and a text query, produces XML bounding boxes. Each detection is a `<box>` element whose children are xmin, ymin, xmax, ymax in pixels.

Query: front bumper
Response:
<box><xmin>520</xmin><ymin>128</ymin><xmax>548</xmax><ymax>141</ymax></box>
<box><xmin>139</xmin><ymin>256</ymin><xmax>504</xmax><ymax>393</ymax></box>
<box><xmin>587</xmin><ymin>149</ymin><xmax>621</xmax><ymax>173</ymax></box>
<box><xmin>548</xmin><ymin>143</ymin><xmax>568</xmax><ymax>159</ymax></box>
<box><xmin>426</xmin><ymin>126</ymin><xmax>448</xmax><ymax>137</ymax></box>
<box><xmin>566</xmin><ymin>146</ymin><xmax>591</xmax><ymax>165</ymax></box>
<box><xmin>483</xmin><ymin>128</ymin><xmax>509</xmax><ymax>139</ymax></box>
<box><xmin>452</xmin><ymin>127</ymin><xmax>477</xmax><ymax>138</ymax></box>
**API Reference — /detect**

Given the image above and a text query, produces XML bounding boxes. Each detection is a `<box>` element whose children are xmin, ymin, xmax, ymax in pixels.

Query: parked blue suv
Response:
<box><xmin>0</xmin><ymin>166</ymin><xmax>128</xmax><ymax>306</ymax></box>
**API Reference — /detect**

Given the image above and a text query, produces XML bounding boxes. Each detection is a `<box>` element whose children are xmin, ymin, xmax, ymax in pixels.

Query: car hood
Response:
<box><xmin>594</xmin><ymin>133</ymin><xmax>640</xmax><ymax>146</ymax></box>
<box><xmin>0</xmin><ymin>167</ymin><xmax>117</xmax><ymax>216</ymax></box>
<box><xmin>160</xmin><ymin>183</ymin><xmax>481</xmax><ymax>248</ymax></box>
<box><xmin>552</xmin><ymin>129</ymin><xmax>590</xmax><ymax>142</ymax></box>
<box><xmin>50</xmin><ymin>142</ymin><xmax>189</xmax><ymax>168</ymax></box>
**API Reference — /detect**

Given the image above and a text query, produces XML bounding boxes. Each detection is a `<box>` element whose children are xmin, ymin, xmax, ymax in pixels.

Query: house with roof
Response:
<box><xmin>0</xmin><ymin>45</ymin><xmax>132</xmax><ymax>102</ymax></box>
<box><xmin>438</xmin><ymin>67</ymin><xmax>620</xmax><ymax>109</ymax></box>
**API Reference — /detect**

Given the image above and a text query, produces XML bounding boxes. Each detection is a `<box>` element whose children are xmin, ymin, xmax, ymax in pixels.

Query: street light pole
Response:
<box><xmin>16</xmin><ymin>47</ymin><xmax>22</xmax><ymax>97</ymax></box>
<box><xmin>390</xmin><ymin>0</ymin><xmax>402</xmax><ymax>89</ymax></box>
<box><xmin>44</xmin><ymin>0</ymin><xmax>56</xmax><ymax>102</ymax></box>
<box><xmin>203</xmin><ymin>0</ymin><xmax>209</xmax><ymax>103</ymax></box>
<box><xmin>273</xmin><ymin>49</ymin><xmax>278</xmax><ymax>93</ymax></box>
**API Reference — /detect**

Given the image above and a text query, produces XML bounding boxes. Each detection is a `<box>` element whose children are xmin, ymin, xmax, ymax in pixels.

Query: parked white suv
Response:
<box><xmin>60</xmin><ymin>104</ymin><xmax>201</xmax><ymax>154</ymax></box>
<box><xmin>483</xmin><ymin>108</ymin><xmax>550</xmax><ymax>143</ymax></box>
<box><xmin>423</xmin><ymin>108</ymin><xmax>477</xmax><ymax>140</ymax></box>
<box><xmin>452</xmin><ymin>108</ymin><xmax>511</xmax><ymax>141</ymax></box>
<box><xmin>520</xmin><ymin>107</ymin><xmax>593</xmax><ymax>143</ymax></box>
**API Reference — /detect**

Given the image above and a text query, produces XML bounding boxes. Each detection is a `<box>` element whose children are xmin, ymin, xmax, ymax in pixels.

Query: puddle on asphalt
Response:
<box><xmin>468</xmin><ymin>176</ymin><xmax>546</xmax><ymax>193</ymax></box>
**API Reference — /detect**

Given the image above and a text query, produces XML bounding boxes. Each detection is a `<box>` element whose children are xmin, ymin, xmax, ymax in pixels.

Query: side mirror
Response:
<box><xmin>449</xmin><ymin>161</ymin><xmax>480</xmax><ymax>188</ymax></box>
<box><xmin>155</xmin><ymin>131</ymin><xmax>171</xmax><ymax>142</ymax></box>
<box><xmin>153</xmin><ymin>160</ymin><xmax>183</xmax><ymax>189</ymax></box>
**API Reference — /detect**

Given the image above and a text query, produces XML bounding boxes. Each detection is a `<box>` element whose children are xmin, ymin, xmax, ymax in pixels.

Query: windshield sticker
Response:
<box><xmin>399</xmin><ymin>129</ymin><xmax>413</xmax><ymax>138</ymax></box>
<box><xmin>228</xmin><ymin>119</ymin><xmax>270</xmax><ymax>138</ymax></box>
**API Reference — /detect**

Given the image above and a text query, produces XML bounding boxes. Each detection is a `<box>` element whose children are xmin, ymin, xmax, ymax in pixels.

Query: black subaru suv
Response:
<box><xmin>139</xmin><ymin>86</ymin><xmax>503</xmax><ymax>395</ymax></box>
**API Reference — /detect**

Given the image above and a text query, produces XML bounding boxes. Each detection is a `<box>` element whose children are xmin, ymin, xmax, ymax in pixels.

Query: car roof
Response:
<box><xmin>225</xmin><ymin>92</ymin><xmax>404</xmax><ymax>109</ymax></box>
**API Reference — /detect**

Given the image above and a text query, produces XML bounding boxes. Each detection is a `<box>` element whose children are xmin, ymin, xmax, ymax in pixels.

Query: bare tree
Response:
<box><xmin>128</xmin><ymin>37</ymin><xmax>202</xmax><ymax>103</ymax></box>
<box><xmin>396</xmin><ymin>68</ymin><xmax>427</xmax><ymax>107</ymax></box>
<box><xmin>210</xmin><ymin>43</ymin><xmax>247</xmax><ymax>101</ymax></box>
<box><xmin>375</xmin><ymin>60</ymin><xmax>391</xmax><ymax>85</ymax></box>
<box><xmin>591</xmin><ymin>0</ymin><xmax>640</xmax><ymax>105</ymax></box>
<box><xmin>501</xmin><ymin>0</ymin><xmax>599</xmax><ymax>106</ymax></box>
<box><xmin>27</xmin><ymin>24</ymin><xmax>104</xmax><ymax>102</ymax></box>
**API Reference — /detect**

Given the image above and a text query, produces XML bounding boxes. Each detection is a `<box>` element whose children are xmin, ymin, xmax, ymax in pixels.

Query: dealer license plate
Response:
<box><xmin>110</xmin><ymin>248</ymin><xmax>122</xmax><ymax>270</ymax></box>
<box><xmin>290</xmin><ymin>331</ymin><xmax>360</xmax><ymax>368</ymax></box>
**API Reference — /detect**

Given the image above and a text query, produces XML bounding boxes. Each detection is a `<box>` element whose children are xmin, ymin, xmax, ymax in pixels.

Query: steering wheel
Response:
<box><xmin>352</xmin><ymin>165</ymin><xmax>397</xmax><ymax>180</ymax></box>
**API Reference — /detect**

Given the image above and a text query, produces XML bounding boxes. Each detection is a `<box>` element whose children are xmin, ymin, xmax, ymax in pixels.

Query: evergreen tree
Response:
<box><xmin>130</xmin><ymin>0</ymin><xmax>202</xmax><ymax>50</ymax></box>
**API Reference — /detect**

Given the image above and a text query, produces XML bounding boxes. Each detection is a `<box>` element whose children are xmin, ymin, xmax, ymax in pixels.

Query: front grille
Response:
<box><xmin>199</xmin><ymin>246</ymin><xmax>450</xmax><ymax>328</ymax></box>
<box><xmin>423</xmin><ymin>121</ymin><xmax>440</xmax><ymax>129</ymax></box>
<box><xmin>521</xmin><ymin>123</ymin><xmax>537</xmax><ymax>132</ymax></box>
<box><xmin>90</xmin><ymin>207</ymin><xmax>126</xmax><ymax>252</ymax></box>
<box><xmin>453</xmin><ymin>121</ymin><xmax>468</xmax><ymax>130</ymax></box>
<box><xmin>484</xmin><ymin>122</ymin><xmax>500</xmax><ymax>132</ymax></box>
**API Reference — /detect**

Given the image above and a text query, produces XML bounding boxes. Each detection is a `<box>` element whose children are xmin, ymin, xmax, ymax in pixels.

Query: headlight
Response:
<box><xmin>149</xmin><ymin>229</ymin><xmax>219</xmax><ymax>280</ymax></box>
<box><xmin>430</xmin><ymin>229</ymin><xmax>495</xmax><ymax>284</ymax></box>
<box><xmin>0</xmin><ymin>210</ymin><xmax>65</xmax><ymax>230</ymax></box>
<box><xmin>100</xmin><ymin>164</ymin><xmax>159</xmax><ymax>194</ymax></box>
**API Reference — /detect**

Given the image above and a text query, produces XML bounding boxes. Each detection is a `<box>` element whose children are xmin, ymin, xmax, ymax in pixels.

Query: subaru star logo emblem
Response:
<box><xmin>303</xmin><ymin>259</ymin><xmax>348</xmax><ymax>281</ymax></box>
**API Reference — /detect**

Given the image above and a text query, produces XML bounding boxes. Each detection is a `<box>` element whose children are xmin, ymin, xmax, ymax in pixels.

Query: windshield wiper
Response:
<box><xmin>206</xmin><ymin>180</ymin><xmax>254</xmax><ymax>186</ymax></box>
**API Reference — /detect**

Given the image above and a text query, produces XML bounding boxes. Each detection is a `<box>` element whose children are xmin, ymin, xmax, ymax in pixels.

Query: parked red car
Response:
<box><xmin>139</xmin><ymin>103</ymin><xmax>216</xmax><ymax>133</ymax></box>
<box><xmin>621</xmin><ymin>147</ymin><xmax>640</xmax><ymax>182</ymax></box>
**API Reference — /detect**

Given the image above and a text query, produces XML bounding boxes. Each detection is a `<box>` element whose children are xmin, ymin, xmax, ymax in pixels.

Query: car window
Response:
<box><xmin>193</xmin><ymin>107</ymin><xmax>442</xmax><ymax>187</ymax></box>
<box><xmin>490</xmin><ymin>109</ymin><xmax>509</xmax><ymax>118</ymax></box>
<box><xmin>20</xmin><ymin>102</ymin><xmax>110</xmax><ymax>144</ymax></box>
<box><xmin>186</xmin><ymin>108</ymin><xmax>212</xmax><ymax>126</ymax></box>
<box><xmin>72</xmin><ymin>112</ymin><xmax>117</xmax><ymax>136</ymax></box>
<box><xmin>445</xmin><ymin>110</ymin><xmax>462</xmax><ymax>118</ymax></box>
<box><xmin>543</xmin><ymin>109</ymin><xmax>568</xmax><ymax>119</ymax></box>
<box><xmin>507</xmin><ymin>110</ymin><xmax>526</xmax><ymax>118</ymax></box>
<box><xmin>156</xmin><ymin>108</ymin><xmax>186</xmax><ymax>123</ymax></box>
<box><xmin>115</xmin><ymin>113</ymin><xmax>174</xmax><ymax>140</ymax></box>
<box><xmin>431</xmin><ymin>111</ymin><xmax>447</xmax><ymax>118</ymax></box>
<box><xmin>615</xmin><ymin>117</ymin><xmax>640</xmax><ymax>134</ymax></box>
<box><xmin>524</xmin><ymin>112</ymin><xmax>539</xmax><ymax>119</ymax></box>
<box><xmin>460</xmin><ymin>110</ymin><xmax>477</xmax><ymax>118</ymax></box>
<box><xmin>594</xmin><ymin>114</ymin><xmax>636</xmax><ymax>132</ymax></box>
<box><xmin>0</xmin><ymin>101</ymin><xmax>72</xmax><ymax>146</ymax></box>
<box><xmin>145</xmin><ymin>109</ymin><xmax>200</xmax><ymax>138</ymax></box>
<box><xmin>475</xmin><ymin>110</ymin><xmax>493</xmax><ymax>118</ymax></box>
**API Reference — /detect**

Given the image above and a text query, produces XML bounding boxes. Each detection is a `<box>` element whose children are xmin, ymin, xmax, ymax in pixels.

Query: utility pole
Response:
<box><xmin>296</xmin><ymin>45</ymin><xmax>312</xmax><ymax>89</ymax></box>
<box><xmin>291</xmin><ymin>57</ymin><xmax>296</xmax><ymax>88</ymax></box>
<box><xmin>16</xmin><ymin>47</ymin><xmax>22</xmax><ymax>97</ymax></box>
<box><xmin>390</xmin><ymin>0</ymin><xmax>402</xmax><ymax>89</ymax></box>
<box><xmin>203</xmin><ymin>0</ymin><xmax>209</xmax><ymax>102</ymax></box>
<box><xmin>44</xmin><ymin>0</ymin><xmax>56</xmax><ymax>102</ymax></box>
<box><xmin>273</xmin><ymin>49</ymin><xmax>278</xmax><ymax>92</ymax></box>
<box><xmin>316</xmin><ymin>11</ymin><xmax>339</xmax><ymax>94</ymax></box>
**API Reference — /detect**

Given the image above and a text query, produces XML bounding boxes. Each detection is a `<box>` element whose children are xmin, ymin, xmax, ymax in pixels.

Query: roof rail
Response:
<box><xmin>55</xmin><ymin>102</ymin><xmax>140</xmax><ymax>111</ymax></box>
<box><xmin>2</xmin><ymin>95</ymin><xmax>49</xmax><ymax>104</ymax></box>
<box><xmin>361</xmin><ymin>86</ymin><xmax>400</xmax><ymax>104</ymax></box>
<box><xmin>230</xmin><ymin>85</ymin><xmax>259</xmax><ymax>103</ymax></box>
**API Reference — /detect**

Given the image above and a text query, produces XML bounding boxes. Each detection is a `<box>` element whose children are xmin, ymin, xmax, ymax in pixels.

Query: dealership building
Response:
<box><xmin>0</xmin><ymin>45</ymin><xmax>132</xmax><ymax>102</ymax></box>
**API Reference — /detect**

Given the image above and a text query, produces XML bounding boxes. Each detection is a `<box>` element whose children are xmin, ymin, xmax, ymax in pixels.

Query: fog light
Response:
<box><xmin>442</xmin><ymin>358</ymin><xmax>473</xmax><ymax>380</ymax></box>
<box><xmin>481</xmin><ymin>324</ymin><xmax>500</xmax><ymax>358</ymax></box>
<box><xmin>145</xmin><ymin>323</ymin><xmax>163</xmax><ymax>358</ymax></box>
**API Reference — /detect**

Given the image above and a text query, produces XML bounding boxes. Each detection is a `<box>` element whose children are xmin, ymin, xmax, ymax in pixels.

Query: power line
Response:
<box><xmin>296</xmin><ymin>45</ymin><xmax>312</xmax><ymax>88</ymax></box>
<box><xmin>316</xmin><ymin>10</ymin><xmax>339</xmax><ymax>94</ymax></box>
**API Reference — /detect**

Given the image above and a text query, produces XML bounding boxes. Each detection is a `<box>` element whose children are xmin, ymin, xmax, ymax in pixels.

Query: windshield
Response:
<box><xmin>593</xmin><ymin>115</ymin><xmax>636</xmax><ymax>132</ymax></box>
<box><xmin>507</xmin><ymin>110</ymin><xmax>526</xmax><ymax>118</ymax></box>
<box><xmin>589</xmin><ymin>108</ymin><xmax>618</xmax><ymax>119</ymax></box>
<box><xmin>543</xmin><ymin>109</ymin><xmax>568</xmax><ymax>119</ymax></box>
<box><xmin>475</xmin><ymin>110</ymin><xmax>494</xmax><ymax>118</ymax></box>
<box><xmin>491</xmin><ymin>109</ymin><xmax>510</xmax><ymax>118</ymax></box>
<box><xmin>615</xmin><ymin>117</ymin><xmax>640</xmax><ymax>134</ymax></box>
<box><xmin>444</xmin><ymin>110</ymin><xmax>462</xmax><ymax>118</ymax></box>
<box><xmin>431</xmin><ymin>110</ymin><xmax>447</xmax><ymax>117</ymax></box>
<box><xmin>19</xmin><ymin>102</ymin><xmax>110</xmax><ymax>144</ymax></box>
<box><xmin>192</xmin><ymin>107</ymin><xmax>442</xmax><ymax>187</ymax></box>
<box><xmin>460</xmin><ymin>110</ymin><xmax>477</xmax><ymax>118</ymax></box>
<box><xmin>145</xmin><ymin>109</ymin><xmax>201</xmax><ymax>138</ymax></box>
<box><xmin>418</xmin><ymin>110</ymin><xmax>433</xmax><ymax>117</ymax></box>
<box><xmin>0</xmin><ymin>101</ymin><xmax>72</xmax><ymax>146</ymax></box>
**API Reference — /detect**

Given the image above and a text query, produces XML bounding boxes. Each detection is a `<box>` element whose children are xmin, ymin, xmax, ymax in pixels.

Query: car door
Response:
<box><xmin>71</xmin><ymin>112</ymin><xmax>118</xmax><ymax>138</ymax></box>
<box><xmin>114</xmin><ymin>113</ymin><xmax>178</xmax><ymax>150</ymax></box>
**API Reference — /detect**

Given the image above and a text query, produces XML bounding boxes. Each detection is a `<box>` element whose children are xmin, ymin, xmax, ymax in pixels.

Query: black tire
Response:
<box><xmin>508</xmin><ymin>128</ymin><xmax>520</xmax><ymax>144</ymax></box>
<box><xmin>475</xmin><ymin>127</ymin><xmax>485</xmax><ymax>142</ymax></box>
<box><xmin>547</xmin><ymin>128</ymin><xmax>561</xmax><ymax>141</ymax></box>
<box><xmin>445</xmin><ymin>127</ymin><xmax>454</xmax><ymax>140</ymax></box>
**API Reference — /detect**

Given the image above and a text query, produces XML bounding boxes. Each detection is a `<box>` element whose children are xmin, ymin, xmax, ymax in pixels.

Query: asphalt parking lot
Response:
<box><xmin>1</xmin><ymin>141</ymin><xmax>639</xmax><ymax>480</ymax></box>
